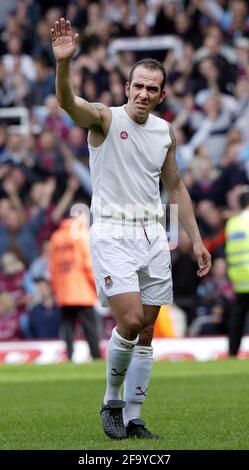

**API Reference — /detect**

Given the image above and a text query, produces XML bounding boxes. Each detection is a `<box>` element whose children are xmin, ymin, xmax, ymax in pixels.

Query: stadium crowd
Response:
<box><xmin>1</xmin><ymin>0</ymin><xmax>249</xmax><ymax>344</ymax></box>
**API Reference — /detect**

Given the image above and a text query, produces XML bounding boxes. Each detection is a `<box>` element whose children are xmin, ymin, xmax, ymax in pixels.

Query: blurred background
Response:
<box><xmin>1</xmin><ymin>0</ymin><xmax>249</xmax><ymax>359</ymax></box>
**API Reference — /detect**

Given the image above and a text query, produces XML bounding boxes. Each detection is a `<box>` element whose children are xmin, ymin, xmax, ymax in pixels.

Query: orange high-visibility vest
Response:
<box><xmin>50</xmin><ymin>219</ymin><xmax>97</xmax><ymax>306</ymax></box>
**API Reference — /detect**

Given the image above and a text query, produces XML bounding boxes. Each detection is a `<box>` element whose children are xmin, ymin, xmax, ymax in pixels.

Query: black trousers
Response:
<box><xmin>61</xmin><ymin>306</ymin><xmax>101</xmax><ymax>360</ymax></box>
<box><xmin>229</xmin><ymin>293</ymin><xmax>249</xmax><ymax>356</ymax></box>
<box><xmin>174</xmin><ymin>296</ymin><xmax>197</xmax><ymax>328</ymax></box>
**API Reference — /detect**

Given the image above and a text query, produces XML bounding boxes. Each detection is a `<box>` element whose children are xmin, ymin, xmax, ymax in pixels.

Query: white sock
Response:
<box><xmin>104</xmin><ymin>327</ymin><xmax>138</xmax><ymax>404</ymax></box>
<box><xmin>123</xmin><ymin>345</ymin><xmax>153</xmax><ymax>426</ymax></box>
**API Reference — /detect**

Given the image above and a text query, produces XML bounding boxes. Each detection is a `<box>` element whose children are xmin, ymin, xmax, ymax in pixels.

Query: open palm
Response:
<box><xmin>51</xmin><ymin>18</ymin><xmax>79</xmax><ymax>62</ymax></box>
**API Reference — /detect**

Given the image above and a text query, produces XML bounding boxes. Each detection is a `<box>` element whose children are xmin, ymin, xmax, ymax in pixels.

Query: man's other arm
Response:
<box><xmin>160</xmin><ymin>125</ymin><xmax>211</xmax><ymax>277</ymax></box>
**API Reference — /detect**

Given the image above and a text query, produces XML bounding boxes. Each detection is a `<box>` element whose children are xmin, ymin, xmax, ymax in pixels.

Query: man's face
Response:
<box><xmin>125</xmin><ymin>66</ymin><xmax>165</xmax><ymax>118</ymax></box>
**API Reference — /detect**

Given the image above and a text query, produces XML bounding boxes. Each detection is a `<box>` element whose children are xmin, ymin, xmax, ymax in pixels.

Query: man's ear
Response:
<box><xmin>125</xmin><ymin>81</ymin><xmax>130</xmax><ymax>98</ymax></box>
<box><xmin>158</xmin><ymin>89</ymin><xmax>166</xmax><ymax>105</ymax></box>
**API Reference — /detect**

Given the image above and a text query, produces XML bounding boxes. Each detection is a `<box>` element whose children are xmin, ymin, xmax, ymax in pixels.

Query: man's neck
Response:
<box><xmin>124</xmin><ymin>104</ymin><xmax>149</xmax><ymax>125</ymax></box>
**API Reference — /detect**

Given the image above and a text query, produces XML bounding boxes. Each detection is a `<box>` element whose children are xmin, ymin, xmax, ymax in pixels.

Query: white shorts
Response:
<box><xmin>89</xmin><ymin>221</ymin><xmax>173</xmax><ymax>307</ymax></box>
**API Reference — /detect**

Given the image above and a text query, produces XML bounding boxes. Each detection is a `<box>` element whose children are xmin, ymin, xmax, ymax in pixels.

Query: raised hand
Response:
<box><xmin>51</xmin><ymin>18</ymin><xmax>79</xmax><ymax>62</ymax></box>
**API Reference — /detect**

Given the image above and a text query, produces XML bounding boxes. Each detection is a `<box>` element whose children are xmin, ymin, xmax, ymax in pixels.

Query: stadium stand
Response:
<box><xmin>1</xmin><ymin>0</ymin><xmax>249</xmax><ymax>347</ymax></box>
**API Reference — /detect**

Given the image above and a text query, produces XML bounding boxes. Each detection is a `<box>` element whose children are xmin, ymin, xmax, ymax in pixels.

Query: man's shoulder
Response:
<box><xmin>150</xmin><ymin>112</ymin><xmax>169</xmax><ymax>128</ymax></box>
<box><xmin>109</xmin><ymin>105</ymin><xmax>124</xmax><ymax>115</ymax></box>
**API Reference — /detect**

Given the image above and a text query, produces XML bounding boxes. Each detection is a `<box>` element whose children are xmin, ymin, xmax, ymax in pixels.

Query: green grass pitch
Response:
<box><xmin>0</xmin><ymin>359</ymin><xmax>249</xmax><ymax>450</ymax></box>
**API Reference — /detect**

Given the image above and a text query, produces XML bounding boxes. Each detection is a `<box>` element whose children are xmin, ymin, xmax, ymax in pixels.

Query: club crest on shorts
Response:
<box><xmin>104</xmin><ymin>275</ymin><xmax>113</xmax><ymax>288</ymax></box>
<box><xmin>120</xmin><ymin>131</ymin><xmax>128</xmax><ymax>140</ymax></box>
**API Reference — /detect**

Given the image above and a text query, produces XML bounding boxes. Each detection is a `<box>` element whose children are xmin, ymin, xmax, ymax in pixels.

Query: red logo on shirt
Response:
<box><xmin>120</xmin><ymin>131</ymin><xmax>128</xmax><ymax>140</ymax></box>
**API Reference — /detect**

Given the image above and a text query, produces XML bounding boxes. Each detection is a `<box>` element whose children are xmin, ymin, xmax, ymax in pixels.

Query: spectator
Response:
<box><xmin>44</xmin><ymin>95</ymin><xmax>70</xmax><ymax>141</ymax></box>
<box><xmin>0</xmin><ymin>251</ymin><xmax>27</xmax><ymax>340</ymax></box>
<box><xmin>190</xmin><ymin>157</ymin><xmax>217</xmax><ymax>203</ymax></box>
<box><xmin>188</xmin><ymin>94</ymin><xmax>234</xmax><ymax>166</ymax></box>
<box><xmin>67</xmin><ymin>127</ymin><xmax>89</xmax><ymax>163</ymax></box>
<box><xmin>26</xmin><ymin>239</ymin><xmax>51</xmax><ymax>290</ymax></box>
<box><xmin>28</xmin><ymin>56</ymin><xmax>55</xmax><ymax>106</ymax></box>
<box><xmin>172</xmin><ymin>230</ymin><xmax>200</xmax><ymax>332</ymax></box>
<box><xmin>189</xmin><ymin>257</ymin><xmax>234</xmax><ymax>336</ymax></box>
<box><xmin>202</xmin><ymin>206</ymin><xmax>226</xmax><ymax>258</ymax></box>
<box><xmin>50</xmin><ymin>217</ymin><xmax>101</xmax><ymax>361</ymax></box>
<box><xmin>36</xmin><ymin>129</ymin><xmax>65</xmax><ymax>175</ymax></box>
<box><xmin>212</xmin><ymin>141</ymin><xmax>249</xmax><ymax>205</ymax></box>
<box><xmin>28</xmin><ymin>278</ymin><xmax>61</xmax><ymax>339</ymax></box>
<box><xmin>0</xmin><ymin>206</ymin><xmax>45</xmax><ymax>266</ymax></box>
<box><xmin>2</xmin><ymin>36</ymin><xmax>36</xmax><ymax>82</ymax></box>
<box><xmin>26</xmin><ymin>176</ymin><xmax>80</xmax><ymax>247</ymax></box>
<box><xmin>32</xmin><ymin>20</ymin><xmax>55</xmax><ymax>66</ymax></box>
<box><xmin>225</xmin><ymin>186</ymin><xmax>249</xmax><ymax>356</ymax></box>
<box><xmin>0</xmin><ymin>60</ymin><xmax>19</xmax><ymax>107</ymax></box>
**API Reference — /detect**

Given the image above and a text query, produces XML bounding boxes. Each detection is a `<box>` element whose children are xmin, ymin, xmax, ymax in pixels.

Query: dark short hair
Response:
<box><xmin>128</xmin><ymin>58</ymin><xmax>167</xmax><ymax>92</ymax></box>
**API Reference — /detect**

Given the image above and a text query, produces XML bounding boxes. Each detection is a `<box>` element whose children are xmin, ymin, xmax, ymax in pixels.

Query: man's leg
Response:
<box><xmin>61</xmin><ymin>306</ymin><xmax>75</xmax><ymax>361</ymax></box>
<box><xmin>123</xmin><ymin>304</ymin><xmax>161</xmax><ymax>439</ymax></box>
<box><xmin>101</xmin><ymin>291</ymin><xmax>143</xmax><ymax>439</ymax></box>
<box><xmin>79</xmin><ymin>306</ymin><xmax>101</xmax><ymax>359</ymax></box>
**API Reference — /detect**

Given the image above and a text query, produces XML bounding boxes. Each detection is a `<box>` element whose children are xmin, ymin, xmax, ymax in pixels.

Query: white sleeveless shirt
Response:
<box><xmin>89</xmin><ymin>105</ymin><xmax>172</xmax><ymax>223</ymax></box>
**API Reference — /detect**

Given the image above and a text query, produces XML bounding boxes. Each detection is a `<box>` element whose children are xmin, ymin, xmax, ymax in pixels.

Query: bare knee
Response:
<box><xmin>108</xmin><ymin>292</ymin><xmax>144</xmax><ymax>341</ymax></box>
<box><xmin>117</xmin><ymin>312</ymin><xmax>144</xmax><ymax>341</ymax></box>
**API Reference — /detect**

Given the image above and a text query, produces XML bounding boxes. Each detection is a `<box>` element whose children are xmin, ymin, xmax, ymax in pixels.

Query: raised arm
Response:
<box><xmin>51</xmin><ymin>18</ymin><xmax>111</xmax><ymax>133</ymax></box>
<box><xmin>161</xmin><ymin>125</ymin><xmax>211</xmax><ymax>277</ymax></box>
